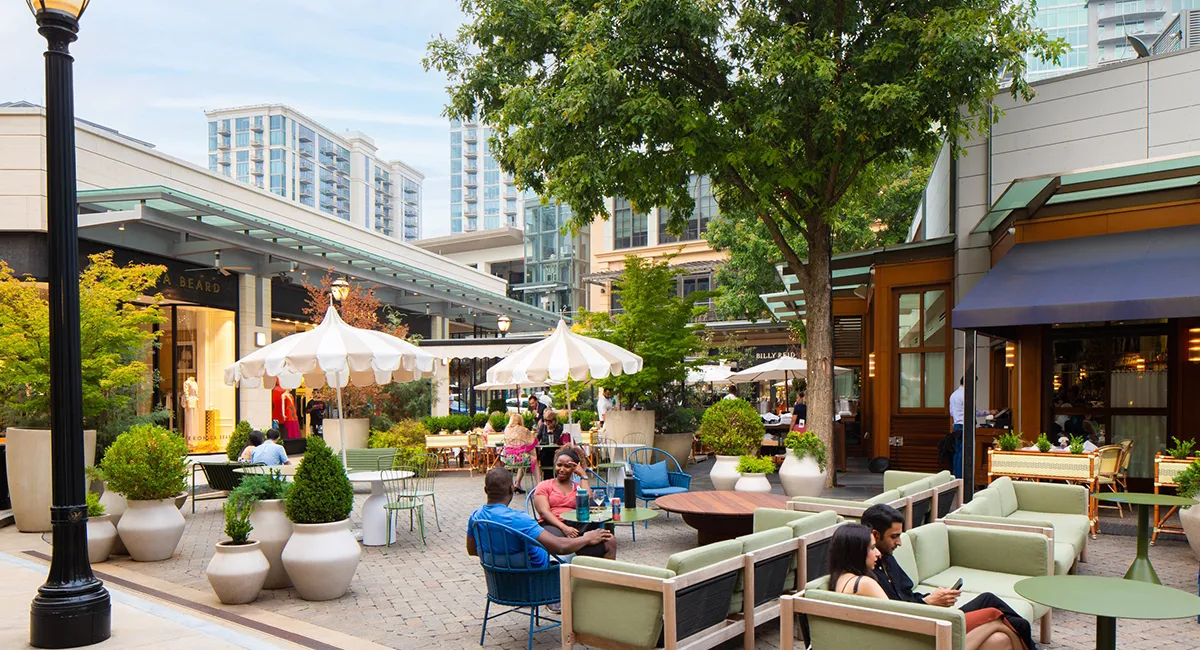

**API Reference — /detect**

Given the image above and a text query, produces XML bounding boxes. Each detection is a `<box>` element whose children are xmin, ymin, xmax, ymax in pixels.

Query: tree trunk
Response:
<box><xmin>800</xmin><ymin>224</ymin><xmax>836</xmax><ymax>488</ymax></box>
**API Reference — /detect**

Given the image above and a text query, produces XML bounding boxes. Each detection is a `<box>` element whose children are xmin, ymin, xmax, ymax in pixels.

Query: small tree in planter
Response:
<box><xmin>995</xmin><ymin>431</ymin><xmax>1024</xmax><ymax>452</ymax></box>
<box><xmin>1167</xmin><ymin>437</ymin><xmax>1196</xmax><ymax>460</ymax></box>
<box><xmin>734</xmin><ymin>455</ymin><xmax>775</xmax><ymax>493</ymax></box>
<box><xmin>85</xmin><ymin>491</ymin><xmax>116</xmax><ymax>564</ymax></box>
<box><xmin>1035</xmin><ymin>433</ymin><xmax>1053</xmax><ymax>453</ymax></box>
<box><xmin>1067</xmin><ymin>435</ymin><xmax>1085</xmax><ymax>455</ymax></box>
<box><xmin>779</xmin><ymin>431</ymin><xmax>827</xmax><ymax>497</ymax></box>
<box><xmin>206</xmin><ymin>493</ymin><xmax>270</xmax><ymax>604</ymax></box>
<box><xmin>698</xmin><ymin>399</ymin><xmax>765</xmax><ymax>491</ymax></box>
<box><xmin>281</xmin><ymin>436</ymin><xmax>360</xmax><ymax>601</ymax></box>
<box><xmin>226</xmin><ymin>421</ymin><xmax>253</xmax><ymax>461</ymax></box>
<box><xmin>230</xmin><ymin>473</ymin><xmax>292</xmax><ymax>589</ymax></box>
<box><xmin>100</xmin><ymin>424</ymin><xmax>188</xmax><ymax>561</ymax></box>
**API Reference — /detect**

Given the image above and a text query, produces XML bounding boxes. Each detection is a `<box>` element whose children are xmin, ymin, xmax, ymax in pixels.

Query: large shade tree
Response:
<box><xmin>427</xmin><ymin>0</ymin><xmax>1062</xmax><ymax>484</ymax></box>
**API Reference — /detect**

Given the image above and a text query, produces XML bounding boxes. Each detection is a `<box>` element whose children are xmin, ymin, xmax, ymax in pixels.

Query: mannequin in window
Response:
<box><xmin>281</xmin><ymin>389</ymin><xmax>300</xmax><ymax>440</ymax></box>
<box><xmin>183</xmin><ymin>376</ymin><xmax>200</xmax><ymax>445</ymax></box>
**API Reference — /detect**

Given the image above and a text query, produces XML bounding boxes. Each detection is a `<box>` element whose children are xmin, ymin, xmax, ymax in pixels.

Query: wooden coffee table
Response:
<box><xmin>654</xmin><ymin>491</ymin><xmax>789</xmax><ymax>545</ymax></box>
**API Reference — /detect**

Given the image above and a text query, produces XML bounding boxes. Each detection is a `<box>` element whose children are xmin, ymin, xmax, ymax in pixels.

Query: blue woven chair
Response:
<box><xmin>627</xmin><ymin>447</ymin><xmax>691</xmax><ymax>526</ymax></box>
<box><xmin>471</xmin><ymin>520</ymin><xmax>564</xmax><ymax>650</ymax></box>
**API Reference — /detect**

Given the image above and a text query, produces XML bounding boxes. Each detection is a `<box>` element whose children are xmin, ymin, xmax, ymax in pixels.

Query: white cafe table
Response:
<box><xmin>346</xmin><ymin>470</ymin><xmax>413</xmax><ymax>547</ymax></box>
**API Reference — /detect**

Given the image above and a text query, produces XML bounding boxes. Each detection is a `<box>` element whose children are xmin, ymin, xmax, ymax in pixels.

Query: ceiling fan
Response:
<box><xmin>183</xmin><ymin>251</ymin><xmax>252</xmax><ymax>277</ymax></box>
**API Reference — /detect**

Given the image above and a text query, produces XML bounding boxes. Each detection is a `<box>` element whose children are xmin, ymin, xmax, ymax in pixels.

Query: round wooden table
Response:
<box><xmin>654</xmin><ymin>491</ymin><xmax>789</xmax><ymax>545</ymax></box>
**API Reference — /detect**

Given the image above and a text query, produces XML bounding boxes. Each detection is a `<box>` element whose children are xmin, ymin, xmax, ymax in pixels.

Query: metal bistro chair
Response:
<box><xmin>382</xmin><ymin>467</ymin><xmax>428</xmax><ymax>552</ymax></box>
<box><xmin>1094</xmin><ymin>444</ymin><xmax>1124</xmax><ymax>528</ymax></box>
<box><xmin>626</xmin><ymin>446</ymin><xmax>691</xmax><ymax>527</ymax></box>
<box><xmin>472</xmin><ymin>519</ymin><xmax>564</xmax><ymax>650</ymax></box>
<box><xmin>1115</xmin><ymin>438</ymin><xmax>1134</xmax><ymax>511</ymax></box>
<box><xmin>191</xmin><ymin>461</ymin><xmax>262</xmax><ymax>513</ymax></box>
<box><xmin>413</xmin><ymin>453</ymin><xmax>441</xmax><ymax>532</ymax></box>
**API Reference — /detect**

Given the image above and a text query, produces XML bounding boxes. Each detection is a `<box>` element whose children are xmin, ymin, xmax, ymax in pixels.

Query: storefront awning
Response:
<box><xmin>953</xmin><ymin>225</ymin><xmax>1200</xmax><ymax>332</ymax></box>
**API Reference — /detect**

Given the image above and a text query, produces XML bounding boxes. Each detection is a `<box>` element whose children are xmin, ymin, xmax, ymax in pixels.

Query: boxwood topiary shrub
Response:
<box><xmin>226</xmin><ymin>420</ymin><xmax>254</xmax><ymax>461</ymax></box>
<box><xmin>698</xmin><ymin>399</ymin><xmax>765</xmax><ymax>457</ymax></box>
<box><xmin>286</xmin><ymin>436</ymin><xmax>354</xmax><ymax>524</ymax></box>
<box><xmin>100</xmin><ymin>424</ymin><xmax>189</xmax><ymax>501</ymax></box>
<box><xmin>489</xmin><ymin>412</ymin><xmax>509</xmax><ymax>431</ymax></box>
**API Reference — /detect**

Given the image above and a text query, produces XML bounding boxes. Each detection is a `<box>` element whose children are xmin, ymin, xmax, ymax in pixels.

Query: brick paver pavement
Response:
<box><xmin>12</xmin><ymin>458</ymin><xmax>1197</xmax><ymax>649</ymax></box>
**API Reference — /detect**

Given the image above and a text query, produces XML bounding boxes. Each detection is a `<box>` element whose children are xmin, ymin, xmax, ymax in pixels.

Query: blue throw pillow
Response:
<box><xmin>632</xmin><ymin>460</ymin><xmax>670</xmax><ymax>490</ymax></box>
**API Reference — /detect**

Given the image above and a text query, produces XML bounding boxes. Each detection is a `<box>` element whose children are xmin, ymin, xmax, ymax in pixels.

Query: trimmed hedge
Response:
<box><xmin>226</xmin><ymin>420</ymin><xmax>253</xmax><ymax>461</ymax></box>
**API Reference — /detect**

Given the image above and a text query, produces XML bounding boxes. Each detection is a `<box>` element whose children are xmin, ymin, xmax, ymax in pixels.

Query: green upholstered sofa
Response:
<box><xmin>945</xmin><ymin>476</ymin><xmax>1090</xmax><ymax>575</ymax></box>
<box><xmin>560</xmin><ymin>510</ymin><xmax>843</xmax><ymax>650</ymax></box>
<box><xmin>787</xmin><ymin>470</ymin><xmax>961</xmax><ymax>529</ymax></box>
<box><xmin>783</xmin><ymin>521</ymin><xmax>1054</xmax><ymax>649</ymax></box>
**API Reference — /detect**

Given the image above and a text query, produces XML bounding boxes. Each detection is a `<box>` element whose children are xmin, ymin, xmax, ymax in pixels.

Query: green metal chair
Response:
<box><xmin>412</xmin><ymin>453</ymin><xmax>441</xmax><ymax>532</ymax></box>
<box><xmin>382</xmin><ymin>466</ymin><xmax>428</xmax><ymax>551</ymax></box>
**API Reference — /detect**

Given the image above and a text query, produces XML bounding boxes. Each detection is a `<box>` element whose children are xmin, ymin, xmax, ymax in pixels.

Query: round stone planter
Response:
<box><xmin>281</xmin><ymin>519</ymin><xmax>361</xmax><ymax>601</ymax></box>
<box><xmin>1179</xmin><ymin>500</ymin><xmax>1200</xmax><ymax>562</ymax></box>
<box><xmin>249</xmin><ymin>499</ymin><xmax>293</xmax><ymax>589</ymax></box>
<box><xmin>98</xmin><ymin>487</ymin><xmax>128</xmax><ymax>556</ymax></box>
<box><xmin>709</xmin><ymin>455</ymin><xmax>741</xmax><ymax>491</ymax></box>
<box><xmin>734</xmin><ymin>473</ymin><xmax>772</xmax><ymax>493</ymax></box>
<box><xmin>86</xmin><ymin>514</ymin><xmax>117</xmax><ymax>564</ymax></box>
<box><xmin>118</xmin><ymin>498</ymin><xmax>186</xmax><ymax>562</ymax></box>
<box><xmin>206</xmin><ymin>540</ymin><xmax>270</xmax><ymax>605</ymax></box>
<box><xmin>6</xmin><ymin>428</ymin><xmax>96</xmax><ymax>532</ymax></box>
<box><xmin>652</xmin><ymin>433</ymin><xmax>694</xmax><ymax>469</ymax></box>
<box><xmin>778</xmin><ymin>449</ymin><xmax>824</xmax><ymax>497</ymax></box>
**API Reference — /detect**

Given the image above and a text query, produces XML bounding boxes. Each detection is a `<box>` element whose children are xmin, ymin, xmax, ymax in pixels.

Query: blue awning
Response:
<box><xmin>953</xmin><ymin>225</ymin><xmax>1200</xmax><ymax>331</ymax></box>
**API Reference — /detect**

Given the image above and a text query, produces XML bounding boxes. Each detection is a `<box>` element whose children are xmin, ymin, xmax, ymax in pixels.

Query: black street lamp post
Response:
<box><xmin>25</xmin><ymin>1</ymin><xmax>113</xmax><ymax>647</ymax></box>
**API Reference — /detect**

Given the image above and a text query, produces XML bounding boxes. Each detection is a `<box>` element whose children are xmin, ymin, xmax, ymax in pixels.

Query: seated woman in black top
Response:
<box><xmin>828</xmin><ymin>524</ymin><xmax>888</xmax><ymax>598</ymax></box>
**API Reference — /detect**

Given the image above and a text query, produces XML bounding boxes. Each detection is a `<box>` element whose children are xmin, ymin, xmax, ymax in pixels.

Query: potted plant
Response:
<box><xmin>1035</xmin><ymin>433</ymin><xmax>1053</xmax><ymax>453</ymax></box>
<box><xmin>226</xmin><ymin>420</ymin><xmax>253</xmax><ymax>461</ymax></box>
<box><xmin>85</xmin><ymin>491</ymin><xmax>116</xmax><ymax>564</ymax></box>
<box><xmin>205</xmin><ymin>494</ymin><xmax>270</xmax><ymax>605</ymax></box>
<box><xmin>281</xmin><ymin>436</ymin><xmax>359</xmax><ymax>601</ymax></box>
<box><xmin>100</xmin><ymin>424</ymin><xmax>189</xmax><ymax>561</ymax></box>
<box><xmin>779</xmin><ymin>431</ymin><xmax>826</xmax><ymax>497</ymax></box>
<box><xmin>230</xmin><ymin>472</ymin><xmax>293</xmax><ymax>589</ymax></box>
<box><xmin>698</xmin><ymin>399</ymin><xmax>765</xmax><ymax>491</ymax></box>
<box><xmin>995</xmin><ymin>431</ymin><xmax>1023</xmax><ymax>452</ymax></box>
<box><xmin>1166</xmin><ymin>436</ymin><xmax>1196</xmax><ymax>461</ymax></box>
<box><xmin>87</xmin><ymin>465</ymin><xmax>127</xmax><ymax>555</ymax></box>
<box><xmin>734</xmin><ymin>455</ymin><xmax>775</xmax><ymax>493</ymax></box>
<box><xmin>1173</xmin><ymin>459</ymin><xmax>1200</xmax><ymax>561</ymax></box>
<box><xmin>1067</xmin><ymin>435</ymin><xmax>1085</xmax><ymax>455</ymax></box>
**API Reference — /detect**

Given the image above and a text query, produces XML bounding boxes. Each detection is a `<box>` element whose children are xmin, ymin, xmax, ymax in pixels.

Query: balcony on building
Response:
<box><xmin>299</xmin><ymin>148</ymin><xmax>313</xmax><ymax>159</ymax></box>
<box><xmin>464</xmin><ymin>177</ymin><xmax>478</xmax><ymax>188</ymax></box>
<box><xmin>463</xmin><ymin>131</ymin><xmax>478</xmax><ymax>143</ymax></box>
<box><xmin>465</xmin><ymin>192</ymin><xmax>478</xmax><ymax>202</ymax></box>
<box><xmin>250</xmin><ymin>149</ymin><xmax>264</xmax><ymax>162</ymax></box>
<box><xmin>251</xmin><ymin>138</ymin><xmax>264</xmax><ymax>148</ymax></box>
<box><xmin>298</xmin><ymin>132</ymin><xmax>313</xmax><ymax>142</ymax></box>
<box><xmin>405</xmin><ymin>207</ymin><xmax>418</xmax><ymax>217</ymax></box>
<box><xmin>299</xmin><ymin>159</ymin><xmax>314</xmax><ymax>171</ymax></box>
<box><xmin>464</xmin><ymin>146</ymin><xmax>477</xmax><ymax>158</ymax></box>
<box><xmin>250</xmin><ymin>120</ymin><xmax>264</xmax><ymax>132</ymax></box>
<box><xmin>1097</xmin><ymin>7</ymin><xmax>1164</xmax><ymax>24</ymax></box>
<box><xmin>404</xmin><ymin>185</ymin><xmax>417</xmax><ymax>194</ymax></box>
<box><xmin>464</xmin><ymin>163</ymin><xmax>478</xmax><ymax>173</ymax></box>
<box><xmin>252</xmin><ymin>167</ymin><xmax>264</xmax><ymax>177</ymax></box>
<box><xmin>217</xmin><ymin>140</ymin><xmax>231</xmax><ymax>150</ymax></box>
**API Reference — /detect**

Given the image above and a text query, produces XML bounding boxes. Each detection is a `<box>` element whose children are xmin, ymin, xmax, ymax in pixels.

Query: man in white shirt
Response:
<box><xmin>948</xmin><ymin>379</ymin><xmax>965</xmax><ymax>479</ymax></box>
<box><xmin>596</xmin><ymin>388</ymin><xmax>613</xmax><ymax>423</ymax></box>
<box><xmin>722</xmin><ymin>386</ymin><xmax>739</xmax><ymax>401</ymax></box>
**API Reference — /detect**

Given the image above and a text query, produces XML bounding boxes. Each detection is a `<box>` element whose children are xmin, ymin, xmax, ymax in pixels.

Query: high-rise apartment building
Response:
<box><xmin>1025</xmin><ymin>0</ymin><xmax>1200</xmax><ymax>81</ymax></box>
<box><xmin>519</xmin><ymin>198</ymin><xmax>589</xmax><ymax>316</ymax></box>
<box><xmin>448</xmin><ymin>119</ymin><xmax>521</xmax><ymax>233</ymax></box>
<box><xmin>205</xmin><ymin>105</ymin><xmax>423</xmax><ymax>241</ymax></box>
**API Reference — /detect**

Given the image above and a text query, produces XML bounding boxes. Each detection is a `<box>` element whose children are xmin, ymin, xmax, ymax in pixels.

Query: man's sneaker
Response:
<box><xmin>547</xmin><ymin>602</ymin><xmax>561</xmax><ymax>613</ymax></box>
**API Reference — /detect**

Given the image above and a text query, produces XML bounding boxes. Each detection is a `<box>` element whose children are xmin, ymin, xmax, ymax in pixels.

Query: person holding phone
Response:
<box><xmin>861</xmin><ymin>505</ymin><xmax>1036</xmax><ymax>649</ymax></box>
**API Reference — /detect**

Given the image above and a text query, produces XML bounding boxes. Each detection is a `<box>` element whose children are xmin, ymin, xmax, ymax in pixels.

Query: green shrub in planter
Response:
<box><xmin>698</xmin><ymin>399</ymin><xmax>764</xmax><ymax>456</ymax></box>
<box><xmin>736</xmin><ymin>455</ymin><xmax>775</xmax><ymax>475</ymax></box>
<box><xmin>369</xmin><ymin>420</ymin><xmax>429</xmax><ymax>449</ymax></box>
<box><xmin>226</xmin><ymin>420</ymin><xmax>253</xmax><ymax>461</ymax></box>
<box><xmin>573</xmin><ymin>410</ymin><xmax>597</xmax><ymax>431</ymax></box>
<box><xmin>100</xmin><ymin>424</ymin><xmax>188</xmax><ymax>501</ymax></box>
<box><xmin>1035</xmin><ymin>433</ymin><xmax>1052</xmax><ymax>453</ymax></box>
<box><xmin>472</xmin><ymin>412</ymin><xmax>490</xmax><ymax>428</ymax></box>
<box><xmin>659</xmin><ymin>407</ymin><xmax>698</xmax><ymax>434</ymax></box>
<box><xmin>85</xmin><ymin>491</ymin><xmax>105</xmax><ymax>517</ymax></box>
<box><xmin>487</xmin><ymin>397</ymin><xmax>507</xmax><ymax>416</ymax></box>
<box><xmin>488</xmin><ymin>413</ymin><xmax>509</xmax><ymax>432</ymax></box>
<box><xmin>995</xmin><ymin>431</ymin><xmax>1023</xmax><ymax>452</ymax></box>
<box><xmin>285</xmin><ymin>436</ymin><xmax>354</xmax><ymax>524</ymax></box>
<box><xmin>1068</xmin><ymin>435</ymin><xmax>1085</xmax><ymax>455</ymax></box>
<box><xmin>1175</xmin><ymin>459</ymin><xmax>1200</xmax><ymax>502</ymax></box>
<box><xmin>223</xmin><ymin>497</ymin><xmax>254</xmax><ymax>544</ymax></box>
<box><xmin>1167</xmin><ymin>437</ymin><xmax>1196</xmax><ymax>460</ymax></box>
<box><xmin>230</xmin><ymin>472</ymin><xmax>291</xmax><ymax>505</ymax></box>
<box><xmin>523</xmin><ymin>411</ymin><xmax>536</xmax><ymax>429</ymax></box>
<box><xmin>784</xmin><ymin>431</ymin><xmax>827</xmax><ymax>472</ymax></box>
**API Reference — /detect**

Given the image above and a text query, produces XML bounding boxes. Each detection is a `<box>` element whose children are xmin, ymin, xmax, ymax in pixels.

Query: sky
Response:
<box><xmin>0</xmin><ymin>0</ymin><xmax>464</xmax><ymax>238</ymax></box>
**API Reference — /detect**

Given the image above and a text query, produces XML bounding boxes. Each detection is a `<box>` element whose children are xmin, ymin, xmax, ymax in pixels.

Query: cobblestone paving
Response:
<box><xmin>87</xmin><ymin>460</ymin><xmax>1200</xmax><ymax>649</ymax></box>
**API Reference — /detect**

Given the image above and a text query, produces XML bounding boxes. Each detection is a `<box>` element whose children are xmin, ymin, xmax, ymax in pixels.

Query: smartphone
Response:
<box><xmin>951</xmin><ymin>578</ymin><xmax>964</xmax><ymax>591</ymax></box>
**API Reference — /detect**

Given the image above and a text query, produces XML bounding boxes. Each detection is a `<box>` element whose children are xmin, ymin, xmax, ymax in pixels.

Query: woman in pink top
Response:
<box><xmin>532</xmin><ymin>447</ymin><xmax>615</xmax><ymax>559</ymax></box>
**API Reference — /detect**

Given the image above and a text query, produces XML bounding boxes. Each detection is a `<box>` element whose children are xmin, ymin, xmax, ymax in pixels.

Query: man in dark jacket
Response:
<box><xmin>861</xmin><ymin>504</ymin><xmax>1038</xmax><ymax>649</ymax></box>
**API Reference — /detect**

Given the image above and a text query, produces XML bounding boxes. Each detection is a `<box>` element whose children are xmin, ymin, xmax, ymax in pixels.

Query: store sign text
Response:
<box><xmin>160</xmin><ymin>273</ymin><xmax>224</xmax><ymax>296</ymax></box>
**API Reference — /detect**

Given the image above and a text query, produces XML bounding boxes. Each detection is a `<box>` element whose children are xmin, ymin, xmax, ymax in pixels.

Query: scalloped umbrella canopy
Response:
<box><xmin>224</xmin><ymin>305</ymin><xmax>435</xmax><ymax>464</ymax></box>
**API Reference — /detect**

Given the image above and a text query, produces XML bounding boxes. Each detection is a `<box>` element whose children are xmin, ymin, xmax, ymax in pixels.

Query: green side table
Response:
<box><xmin>1092</xmin><ymin>491</ymin><xmax>1197</xmax><ymax>584</ymax></box>
<box><xmin>561</xmin><ymin>506</ymin><xmax>659</xmax><ymax>541</ymax></box>
<box><xmin>1016</xmin><ymin>575</ymin><xmax>1200</xmax><ymax>650</ymax></box>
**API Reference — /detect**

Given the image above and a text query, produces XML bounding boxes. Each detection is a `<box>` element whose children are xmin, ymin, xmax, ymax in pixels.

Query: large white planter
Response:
<box><xmin>98</xmin><ymin>488</ymin><xmax>128</xmax><ymax>556</ymax></box>
<box><xmin>605</xmin><ymin>410</ymin><xmax>656</xmax><ymax>444</ymax></box>
<box><xmin>710</xmin><ymin>455</ymin><xmax>741</xmax><ymax>491</ymax></box>
<box><xmin>86</xmin><ymin>514</ymin><xmax>117</xmax><ymax>564</ymax></box>
<box><xmin>323</xmin><ymin>419</ymin><xmax>370</xmax><ymax>456</ymax></box>
<box><xmin>250</xmin><ymin>499</ymin><xmax>293</xmax><ymax>589</ymax></box>
<box><xmin>281</xmin><ymin>520</ymin><xmax>361</xmax><ymax>601</ymax></box>
<box><xmin>206</xmin><ymin>540</ymin><xmax>270</xmax><ymax>605</ymax></box>
<box><xmin>117</xmin><ymin>498</ymin><xmax>186</xmax><ymax>562</ymax></box>
<box><xmin>779</xmin><ymin>449</ymin><xmax>824</xmax><ymax>497</ymax></box>
<box><xmin>5</xmin><ymin>428</ymin><xmax>96</xmax><ymax>532</ymax></box>
<box><xmin>1179</xmin><ymin>501</ymin><xmax>1200</xmax><ymax>562</ymax></box>
<box><xmin>735</xmin><ymin>473</ymin><xmax>772</xmax><ymax>493</ymax></box>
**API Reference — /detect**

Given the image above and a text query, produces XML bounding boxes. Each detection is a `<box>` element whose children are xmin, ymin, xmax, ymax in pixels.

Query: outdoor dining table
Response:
<box><xmin>1092</xmin><ymin>491</ymin><xmax>1197</xmax><ymax>584</ymax></box>
<box><xmin>1015</xmin><ymin>575</ymin><xmax>1200</xmax><ymax>650</ymax></box>
<box><xmin>347</xmin><ymin>470</ymin><xmax>414</xmax><ymax>547</ymax></box>
<box><xmin>561</xmin><ymin>506</ymin><xmax>659</xmax><ymax>540</ymax></box>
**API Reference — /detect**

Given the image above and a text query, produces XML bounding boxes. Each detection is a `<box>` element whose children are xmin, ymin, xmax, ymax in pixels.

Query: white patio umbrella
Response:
<box><xmin>485</xmin><ymin>320</ymin><xmax>642</xmax><ymax>423</ymax></box>
<box><xmin>224</xmin><ymin>305</ymin><xmax>436</xmax><ymax>465</ymax></box>
<box><xmin>729</xmin><ymin>355</ymin><xmax>851</xmax><ymax>383</ymax></box>
<box><xmin>686</xmin><ymin>364</ymin><xmax>735</xmax><ymax>386</ymax></box>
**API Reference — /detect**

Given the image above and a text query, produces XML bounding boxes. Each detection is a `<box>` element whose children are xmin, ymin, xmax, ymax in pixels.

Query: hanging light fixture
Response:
<box><xmin>1004</xmin><ymin>342</ymin><xmax>1015</xmax><ymax>368</ymax></box>
<box><xmin>497</xmin><ymin>314</ymin><xmax>511</xmax><ymax>336</ymax></box>
<box><xmin>330</xmin><ymin>277</ymin><xmax>351</xmax><ymax>302</ymax></box>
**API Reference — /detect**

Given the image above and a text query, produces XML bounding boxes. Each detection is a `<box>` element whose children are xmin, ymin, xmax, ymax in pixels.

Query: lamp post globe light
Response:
<box><xmin>497</xmin><ymin>314</ymin><xmax>511</xmax><ymax>337</ymax></box>
<box><xmin>330</xmin><ymin>276</ymin><xmax>351</xmax><ymax>302</ymax></box>
<box><xmin>25</xmin><ymin>0</ymin><xmax>113</xmax><ymax>647</ymax></box>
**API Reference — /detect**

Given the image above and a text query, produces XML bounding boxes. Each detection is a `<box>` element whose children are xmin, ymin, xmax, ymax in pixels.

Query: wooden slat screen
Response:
<box><xmin>833</xmin><ymin>316</ymin><xmax>863</xmax><ymax>360</ymax></box>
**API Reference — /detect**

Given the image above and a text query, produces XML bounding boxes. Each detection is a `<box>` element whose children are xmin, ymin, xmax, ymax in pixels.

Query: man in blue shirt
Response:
<box><xmin>467</xmin><ymin>467</ymin><xmax>612</xmax><ymax>568</ymax></box>
<box><xmin>250</xmin><ymin>429</ymin><xmax>289</xmax><ymax>467</ymax></box>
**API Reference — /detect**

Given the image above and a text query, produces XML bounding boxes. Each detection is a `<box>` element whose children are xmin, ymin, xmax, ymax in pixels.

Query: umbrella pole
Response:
<box><xmin>336</xmin><ymin>383</ymin><xmax>347</xmax><ymax>469</ymax></box>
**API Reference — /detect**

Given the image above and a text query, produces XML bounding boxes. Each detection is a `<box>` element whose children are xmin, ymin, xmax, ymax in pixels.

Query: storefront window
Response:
<box><xmin>897</xmin><ymin>288</ymin><xmax>948</xmax><ymax>409</ymax></box>
<box><xmin>157</xmin><ymin>306</ymin><xmax>237</xmax><ymax>453</ymax></box>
